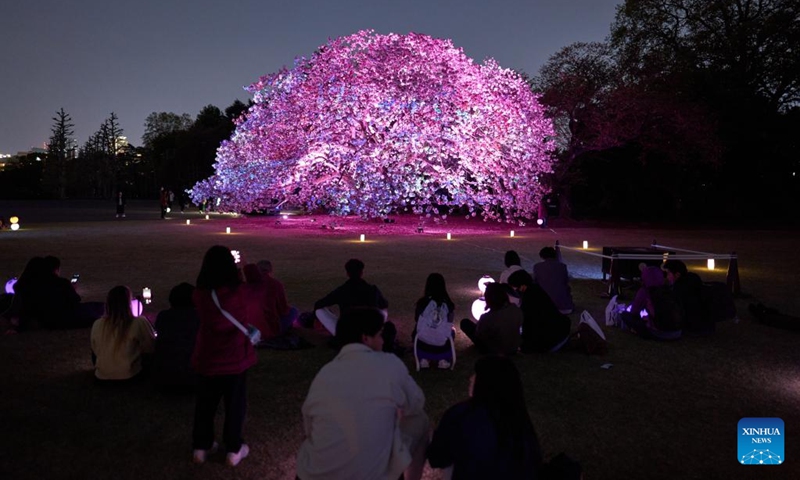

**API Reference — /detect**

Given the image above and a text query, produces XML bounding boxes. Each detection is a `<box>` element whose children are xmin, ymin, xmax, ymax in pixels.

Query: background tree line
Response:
<box><xmin>532</xmin><ymin>0</ymin><xmax>799</xmax><ymax>223</ymax></box>
<box><xmin>0</xmin><ymin>100</ymin><xmax>250</xmax><ymax>201</ymax></box>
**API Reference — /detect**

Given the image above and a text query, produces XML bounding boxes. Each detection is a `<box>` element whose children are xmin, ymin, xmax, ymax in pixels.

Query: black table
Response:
<box><xmin>601</xmin><ymin>246</ymin><xmax>676</xmax><ymax>280</ymax></box>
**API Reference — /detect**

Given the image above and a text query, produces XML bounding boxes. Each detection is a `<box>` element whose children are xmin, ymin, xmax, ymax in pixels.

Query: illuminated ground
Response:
<box><xmin>1</xmin><ymin>200</ymin><xmax>798</xmax><ymax>479</ymax></box>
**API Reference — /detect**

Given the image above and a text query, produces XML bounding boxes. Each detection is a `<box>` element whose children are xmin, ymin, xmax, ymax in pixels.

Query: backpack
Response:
<box><xmin>648</xmin><ymin>286</ymin><xmax>684</xmax><ymax>332</ymax></box>
<box><xmin>573</xmin><ymin>310</ymin><xmax>608</xmax><ymax>355</ymax></box>
<box><xmin>416</xmin><ymin>299</ymin><xmax>451</xmax><ymax>347</ymax></box>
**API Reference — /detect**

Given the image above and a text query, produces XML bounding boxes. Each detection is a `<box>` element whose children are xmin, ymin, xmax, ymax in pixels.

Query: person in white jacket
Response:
<box><xmin>296</xmin><ymin>307</ymin><xmax>428</xmax><ymax>480</ymax></box>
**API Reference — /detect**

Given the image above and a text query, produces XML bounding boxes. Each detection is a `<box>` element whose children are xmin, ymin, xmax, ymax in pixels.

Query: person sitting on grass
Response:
<box><xmin>413</xmin><ymin>273</ymin><xmax>456</xmax><ymax>369</ymax></box>
<box><xmin>499</xmin><ymin>250</ymin><xmax>524</xmax><ymax>284</ymax></box>
<box><xmin>507</xmin><ymin>270</ymin><xmax>572</xmax><ymax>353</ymax></box>
<box><xmin>460</xmin><ymin>282</ymin><xmax>522</xmax><ymax>356</ymax></box>
<box><xmin>39</xmin><ymin>255</ymin><xmax>104</xmax><ymax>329</ymax></box>
<box><xmin>532</xmin><ymin>247</ymin><xmax>574</xmax><ymax>314</ymax></box>
<box><xmin>4</xmin><ymin>256</ymin><xmax>47</xmax><ymax>332</ymax></box>
<box><xmin>90</xmin><ymin>285</ymin><xmax>156</xmax><ymax>382</ymax></box>
<box><xmin>242</xmin><ymin>260</ymin><xmax>298</xmax><ymax>338</ymax></box>
<box><xmin>313</xmin><ymin>258</ymin><xmax>399</xmax><ymax>353</ymax></box>
<box><xmin>619</xmin><ymin>264</ymin><xmax>683</xmax><ymax>341</ymax></box>
<box><xmin>296</xmin><ymin>307</ymin><xmax>428</xmax><ymax>480</ymax></box>
<box><xmin>153</xmin><ymin>282</ymin><xmax>200</xmax><ymax>391</ymax></box>
<box><xmin>663</xmin><ymin>260</ymin><xmax>711</xmax><ymax>335</ymax></box>
<box><xmin>427</xmin><ymin>355</ymin><xmax>544</xmax><ymax>479</ymax></box>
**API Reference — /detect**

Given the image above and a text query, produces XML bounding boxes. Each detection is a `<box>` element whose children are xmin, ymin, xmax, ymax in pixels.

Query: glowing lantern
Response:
<box><xmin>478</xmin><ymin>275</ymin><xmax>495</xmax><ymax>294</ymax></box>
<box><xmin>5</xmin><ymin>277</ymin><xmax>17</xmax><ymax>294</ymax></box>
<box><xmin>142</xmin><ymin>287</ymin><xmax>152</xmax><ymax>304</ymax></box>
<box><xmin>130</xmin><ymin>298</ymin><xmax>143</xmax><ymax>317</ymax></box>
<box><xmin>205</xmin><ymin>214</ymin><xmax>209</xmax><ymax>220</ymax></box>
<box><xmin>707</xmin><ymin>259</ymin><xmax>715</xmax><ymax>270</ymax></box>
<box><xmin>471</xmin><ymin>297</ymin><xmax>487</xmax><ymax>321</ymax></box>
<box><xmin>582</xmin><ymin>241</ymin><xmax>588</xmax><ymax>249</ymax></box>
<box><xmin>226</xmin><ymin>227</ymin><xmax>231</xmax><ymax>234</ymax></box>
<box><xmin>446</xmin><ymin>232</ymin><xmax>451</xmax><ymax>240</ymax></box>
<box><xmin>510</xmin><ymin>230</ymin><xmax>515</xmax><ymax>237</ymax></box>
<box><xmin>360</xmin><ymin>234</ymin><xmax>365</xmax><ymax>242</ymax></box>
<box><xmin>186</xmin><ymin>219</ymin><xmax>191</xmax><ymax>225</ymax></box>
<box><xmin>10</xmin><ymin>224</ymin><xmax>19</xmax><ymax>231</ymax></box>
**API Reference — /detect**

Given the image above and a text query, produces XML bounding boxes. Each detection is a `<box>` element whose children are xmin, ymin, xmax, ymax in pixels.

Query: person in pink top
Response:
<box><xmin>191</xmin><ymin>245</ymin><xmax>268</xmax><ymax>467</ymax></box>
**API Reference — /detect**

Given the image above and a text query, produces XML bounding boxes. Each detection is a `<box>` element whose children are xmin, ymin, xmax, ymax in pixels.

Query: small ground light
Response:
<box><xmin>226</xmin><ymin>227</ymin><xmax>231</xmax><ymax>234</ymax></box>
<box><xmin>10</xmin><ymin>216</ymin><xmax>19</xmax><ymax>231</ymax></box>
<box><xmin>11</xmin><ymin>224</ymin><xmax>19</xmax><ymax>231</ymax></box>
<box><xmin>360</xmin><ymin>234</ymin><xmax>365</xmax><ymax>242</ymax></box>
<box><xmin>166</xmin><ymin>207</ymin><xmax>171</xmax><ymax>213</ymax></box>
<box><xmin>446</xmin><ymin>232</ymin><xmax>451</xmax><ymax>240</ymax></box>
<box><xmin>707</xmin><ymin>259</ymin><xmax>715</xmax><ymax>270</ymax></box>
<box><xmin>510</xmin><ymin>230</ymin><xmax>515</xmax><ymax>237</ymax></box>
<box><xmin>205</xmin><ymin>214</ymin><xmax>209</xmax><ymax>220</ymax></box>
<box><xmin>583</xmin><ymin>241</ymin><xmax>588</xmax><ymax>249</ymax></box>
<box><xmin>142</xmin><ymin>287</ymin><xmax>152</xmax><ymax>304</ymax></box>
<box><xmin>471</xmin><ymin>297</ymin><xmax>487</xmax><ymax>321</ymax></box>
<box><xmin>282</xmin><ymin>214</ymin><xmax>288</xmax><ymax>220</ymax></box>
<box><xmin>536</xmin><ymin>218</ymin><xmax>544</xmax><ymax>226</ymax></box>
<box><xmin>186</xmin><ymin>219</ymin><xmax>191</xmax><ymax>225</ymax></box>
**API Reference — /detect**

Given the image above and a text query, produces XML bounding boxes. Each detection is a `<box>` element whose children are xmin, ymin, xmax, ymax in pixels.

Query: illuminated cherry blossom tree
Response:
<box><xmin>191</xmin><ymin>30</ymin><xmax>555</xmax><ymax>222</ymax></box>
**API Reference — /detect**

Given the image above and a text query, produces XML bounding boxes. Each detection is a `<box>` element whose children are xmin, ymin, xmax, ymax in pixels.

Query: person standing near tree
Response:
<box><xmin>159</xmin><ymin>187</ymin><xmax>168</xmax><ymax>219</ymax></box>
<box><xmin>115</xmin><ymin>191</ymin><xmax>126</xmax><ymax>218</ymax></box>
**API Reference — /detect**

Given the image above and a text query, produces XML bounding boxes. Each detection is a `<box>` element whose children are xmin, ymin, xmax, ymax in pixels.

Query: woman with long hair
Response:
<box><xmin>90</xmin><ymin>285</ymin><xmax>155</xmax><ymax>381</ymax></box>
<box><xmin>427</xmin><ymin>356</ymin><xmax>543</xmax><ymax>478</ymax></box>
<box><xmin>413</xmin><ymin>273</ymin><xmax>456</xmax><ymax>367</ymax></box>
<box><xmin>191</xmin><ymin>245</ymin><xmax>267</xmax><ymax>467</ymax></box>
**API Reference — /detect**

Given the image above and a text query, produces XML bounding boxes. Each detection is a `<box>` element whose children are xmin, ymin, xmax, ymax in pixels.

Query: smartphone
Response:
<box><xmin>71</xmin><ymin>274</ymin><xmax>80</xmax><ymax>284</ymax></box>
<box><xmin>231</xmin><ymin>250</ymin><xmax>241</xmax><ymax>264</ymax></box>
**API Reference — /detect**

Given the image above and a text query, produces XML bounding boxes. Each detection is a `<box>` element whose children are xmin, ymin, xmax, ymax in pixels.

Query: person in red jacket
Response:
<box><xmin>191</xmin><ymin>245</ymin><xmax>267</xmax><ymax>467</ymax></box>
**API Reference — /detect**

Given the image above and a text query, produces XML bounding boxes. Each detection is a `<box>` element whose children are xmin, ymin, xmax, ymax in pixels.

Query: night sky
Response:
<box><xmin>0</xmin><ymin>0</ymin><xmax>621</xmax><ymax>154</ymax></box>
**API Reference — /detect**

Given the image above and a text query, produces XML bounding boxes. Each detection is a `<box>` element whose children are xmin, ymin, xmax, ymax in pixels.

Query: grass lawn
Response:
<box><xmin>1</xmin><ymin>200</ymin><xmax>799</xmax><ymax>479</ymax></box>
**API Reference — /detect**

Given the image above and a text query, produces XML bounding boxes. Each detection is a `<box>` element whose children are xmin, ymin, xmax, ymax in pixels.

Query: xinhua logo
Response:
<box><xmin>738</xmin><ymin>418</ymin><xmax>784</xmax><ymax>465</ymax></box>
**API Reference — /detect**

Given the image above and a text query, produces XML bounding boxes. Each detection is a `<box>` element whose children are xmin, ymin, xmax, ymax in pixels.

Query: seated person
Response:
<box><xmin>39</xmin><ymin>255</ymin><xmax>104</xmax><ymax>329</ymax></box>
<box><xmin>499</xmin><ymin>250</ymin><xmax>524</xmax><ymax>284</ymax></box>
<box><xmin>460</xmin><ymin>283</ymin><xmax>522</xmax><ymax>356</ymax></box>
<box><xmin>507</xmin><ymin>270</ymin><xmax>571</xmax><ymax>353</ymax></box>
<box><xmin>153</xmin><ymin>282</ymin><xmax>200</xmax><ymax>390</ymax></box>
<box><xmin>619</xmin><ymin>265</ymin><xmax>683</xmax><ymax>340</ymax></box>
<box><xmin>91</xmin><ymin>286</ymin><xmax>156</xmax><ymax>381</ymax></box>
<box><xmin>5</xmin><ymin>256</ymin><xmax>47</xmax><ymax>332</ymax></box>
<box><xmin>663</xmin><ymin>260</ymin><xmax>712</xmax><ymax>335</ymax></box>
<box><xmin>427</xmin><ymin>356</ymin><xmax>544</xmax><ymax>479</ymax></box>
<box><xmin>241</xmin><ymin>260</ymin><xmax>298</xmax><ymax>338</ymax></box>
<box><xmin>296</xmin><ymin>308</ymin><xmax>428</xmax><ymax>480</ymax></box>
<box><xmin>413</xmin><ymin>273</ymin><xmax>456</xmax><ymax>369</ymax></box>
<box><xmin>314</xmin><ymin>258</ymin><xmax>397</xmax><ymax>351</ymax></box>
<box><xmin>532</xmin><ymin>247</ymin><xmax>574</xmax><ymax>314</ymax></box>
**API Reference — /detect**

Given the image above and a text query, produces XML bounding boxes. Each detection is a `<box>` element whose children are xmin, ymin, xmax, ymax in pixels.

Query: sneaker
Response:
<box><xmin>192</xmin><ymin>441</ymin><xmax>219</xmax><ymax>463</ymax></box>
<box><xmin>438</xmin><ymin>360</ymin><xmax>451</xmax><ymax>369</ymax></box>
<box><xmin>226</xmin><ymin>444</ymin><xmax>249</xmax><ymax>467</ymax></box>
<box><xmin>419</xmin><ymin>359</ymin><xmax>430</xmax><ymax>369</ymax></box>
